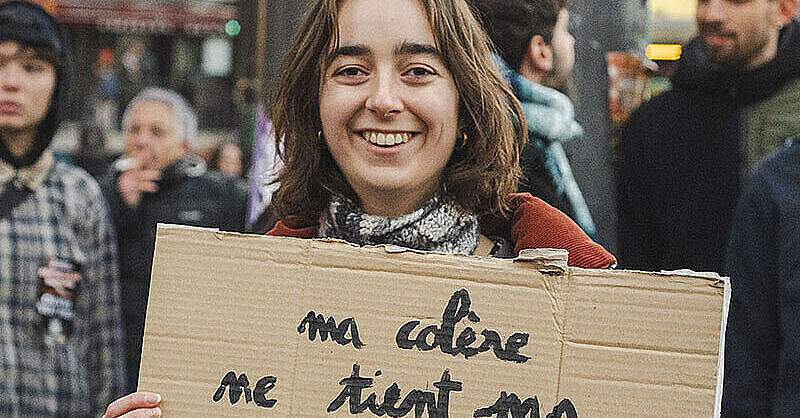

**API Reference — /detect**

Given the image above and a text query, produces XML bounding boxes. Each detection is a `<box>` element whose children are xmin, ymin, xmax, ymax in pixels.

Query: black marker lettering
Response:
<box><xmin>476</xmin><ymin>329</ymin><xmax>504</xmax><ymax>356</ymax></box>
<box><xmin>213</xmin><ymin>371</ymin><xmax>277</xmax><ymax>409</ymax></box>
<box><xmin>213</xmin><ymin>371</ymin><xmax>252</xmax><ymax>405</ymax></box>
<box><xmin>253</xmin><ymin>376</ymin><xmax>277</xmax><ymax>408</ymax></box>
<box><xmin>297</xmin><ymin>311</ymin><xmax>364</xmax><ymax>348</ymax></box>
<box><xmin>438</xmin><ymin>289</ymin><xmax>473</xmax><ymax>354</ymax></box>
<box><xmin>432</xmin><ymin>370</ymin><xmax>463</xmax><ymax>416</ymax></box>
<box><xmin>379</xmin><ymin>383</ymin><xmax>403</xmax><ymax>416</ymax></box>
<box><xmin>475</xmin><ymin>393</ymin><xmax>578</xmax><ymax>418</ymax></box>
<box><xmin>546</xmin><ymin>399</ymin><xmax>578</xmax><ymax>418</ymax></box>
<box><xmin>396</xmin><ymin>289</ymin><xmax>530</xmax><ymax>363</ymax></box>
<box><xmin>416</xmin><ymin>325</ymin><xmax>439</xmax><ymax>351</ymax></box>
<box><xmin>328</xmin><ymin>364</ymin><xmax>462</xmax><ymax>417</ymax></box>
<box><xmin>474</xmin><ymin>392</ymin><xmax>540</xmax><ymax>417</ymax></box>
<box><xmin>327</xmin><ymin>364</ymin><xmax>378</xmax><ymax>414</ymax></box>
<box><xmin>396</xmin><ymin>321</ymin><xmax>419</xmax><ymax>349</ymax></box>
<box><xmin>455</xmin><ymin>327</ymin><xmax>479</xmax><ymax>358</ymax></box>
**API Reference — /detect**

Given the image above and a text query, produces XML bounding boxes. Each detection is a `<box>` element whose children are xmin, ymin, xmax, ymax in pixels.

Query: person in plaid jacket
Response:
<box><xmin>0</xmin><ymin>2</ymin><xmax>126</xmax><ymax>416</ymax></box>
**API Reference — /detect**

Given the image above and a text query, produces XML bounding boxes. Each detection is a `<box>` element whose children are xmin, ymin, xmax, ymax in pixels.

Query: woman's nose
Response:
<box><xmin>365</xmin><ymin>75</ymin><xmax>404</xmax><ymax>119</ymax></box>
<box><xmin>0</xmin><ymin>64</ymin><xmax>22</xmax><ymax>91</ymax></box>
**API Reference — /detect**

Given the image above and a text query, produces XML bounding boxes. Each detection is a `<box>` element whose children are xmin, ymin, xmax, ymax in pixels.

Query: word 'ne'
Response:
<box><xmin>212</xmin><ymin>371</ymin><xmax>276</xmax><ymax>408</ymax></box>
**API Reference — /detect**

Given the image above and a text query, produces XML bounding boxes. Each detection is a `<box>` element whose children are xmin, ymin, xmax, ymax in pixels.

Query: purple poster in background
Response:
<box><xmin>246</xmin><ymin>105</ymin><xmax>282</xmax><ymax>230</ymax></box>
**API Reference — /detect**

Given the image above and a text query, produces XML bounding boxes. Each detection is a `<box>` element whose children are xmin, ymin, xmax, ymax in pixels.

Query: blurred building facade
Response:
<box><xmin>14</xmin><ymin>0</ymin><xmax>241</xmax><ymax>138</ymax></box>
<box><xmin>649</xmin><ymin>0</ymin><xmax>697</xmax><ymax>44</ymax></box>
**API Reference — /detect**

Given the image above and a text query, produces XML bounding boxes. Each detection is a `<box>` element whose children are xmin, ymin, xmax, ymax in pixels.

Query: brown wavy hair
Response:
<box><xmin>271</xmin><ymin>0</ymin><xmax>526</xmax><ymax>226</ymax></box>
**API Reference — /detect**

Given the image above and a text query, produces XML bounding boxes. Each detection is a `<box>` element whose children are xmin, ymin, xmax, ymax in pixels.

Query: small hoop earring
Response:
<box><xmin>460</xmin><ymin>132</ymin><xmax>468</xmax><ymax>148</ymax></box>
<box><xmin>317</xmin><ymin>130</ymin><xmax>323</xmax><ymax>140</ymax></box>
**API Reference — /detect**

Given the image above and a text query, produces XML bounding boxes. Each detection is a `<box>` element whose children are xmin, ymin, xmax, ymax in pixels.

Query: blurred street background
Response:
<box><xmin>22</xmin><ymin>0</ymin><xmax>696</xmax><ymax>253</ymax></box>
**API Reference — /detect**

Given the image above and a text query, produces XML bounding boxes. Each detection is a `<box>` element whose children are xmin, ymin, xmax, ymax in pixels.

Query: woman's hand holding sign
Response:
<box><xmin>103</xmin><ymin>392</ymin><xmax>161</xmax><ymax>418</ymax></box>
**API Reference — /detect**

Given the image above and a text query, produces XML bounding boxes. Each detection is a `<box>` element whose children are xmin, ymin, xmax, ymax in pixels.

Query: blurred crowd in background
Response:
<box><xmin>2</xmin><ymin>0</ymin><xmax>800</xmax><ymax>416</ymax></box>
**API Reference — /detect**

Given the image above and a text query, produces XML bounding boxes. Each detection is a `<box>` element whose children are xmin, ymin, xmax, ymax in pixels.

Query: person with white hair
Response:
<box><xmin>101</xmin><ymin>87</ymin><xmax>248</xmax><ymax>392</ymax></box>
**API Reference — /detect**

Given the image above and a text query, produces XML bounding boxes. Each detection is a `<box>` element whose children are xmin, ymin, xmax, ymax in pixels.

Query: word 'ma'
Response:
<box><xmin>396</xmin><ymin>289</ymin><xmax>530</xmax><ymax>363</ymax></box>
<box><xmin>328</xmin><ymin>364</ymin><xmax>462</xmax><ymax>417</ymax></box>
<box><xmin>474</xmin><ymin>392</ymin><xmax>578</xmax><ymax>418</ymax></box>
<box><xmin>212</xmin><ymin>371</ymin><xmax>276</xmax><ymax>408</ymax></box>
<box><xmin>298</xmin><ymin>310</ymin><xmax>364</xmax><ymax>348</ymax></box>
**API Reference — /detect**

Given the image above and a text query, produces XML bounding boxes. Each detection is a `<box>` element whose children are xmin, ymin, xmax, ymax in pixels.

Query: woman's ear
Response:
<box><xmin>526</xmin><ymin>35</ymin><xmax>554</xmax><ymax>74</ymax></box>
<box><xmin>776</xmin><ymin>0</ymin><xmax>798</xmax><ymax>26</ymax></box>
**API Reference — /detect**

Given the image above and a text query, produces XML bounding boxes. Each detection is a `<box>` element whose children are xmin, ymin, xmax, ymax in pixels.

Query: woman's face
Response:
<box><xmin>319</xmin><ymin>0</ymin><xmax>460</xmax><ymax>216</ymax></box>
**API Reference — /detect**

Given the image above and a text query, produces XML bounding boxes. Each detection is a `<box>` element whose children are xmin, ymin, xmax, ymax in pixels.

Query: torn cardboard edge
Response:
<box><xmin>715</xmin><ymin>275</ymin><xmax>731</xmax><ymax>418</ymax></box>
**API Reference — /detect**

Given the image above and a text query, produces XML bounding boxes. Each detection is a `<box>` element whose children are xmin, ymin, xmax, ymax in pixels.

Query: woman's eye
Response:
<box><xmin>404</xmin><ymin>66</ymin><xmax>436</xmax><ymax>80</ymax></box>
<box><xmin>334</xmin><ymin>67</ymin><xmax>366</xmax><ymax>77</ymax></box>
<box><xmin>23</xmin><ymin>63</ymin><xmax>44</xmax><ymax>73</ymax></box>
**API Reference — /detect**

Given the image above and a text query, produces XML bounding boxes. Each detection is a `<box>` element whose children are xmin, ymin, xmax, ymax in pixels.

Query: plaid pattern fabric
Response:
<box><xmin>0</xmin><ymin>162</ymin><xmax>126</xmax><ymax>417</ymax></box>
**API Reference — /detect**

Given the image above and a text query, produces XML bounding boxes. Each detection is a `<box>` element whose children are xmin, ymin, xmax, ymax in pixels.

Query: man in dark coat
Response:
<box><xmin>102</xmin><ymin>87</ymin><xmax>248</xmax><ymax>392</ymax></box>
<box><xmin>617</xmin><ymin>0</ymin><xmax>800</xmax><ymax>272</ymax></box>
<box><xmin>723</xmin><ymin>137</ymin><xmax>800</xmax><ymax>416</ymax></box>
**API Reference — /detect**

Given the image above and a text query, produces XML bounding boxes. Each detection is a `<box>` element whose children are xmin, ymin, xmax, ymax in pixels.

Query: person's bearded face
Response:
<box><xmin>696</xmin><ymin>0</ymin><xmax>783</xmax><ymax>70</ymax></box>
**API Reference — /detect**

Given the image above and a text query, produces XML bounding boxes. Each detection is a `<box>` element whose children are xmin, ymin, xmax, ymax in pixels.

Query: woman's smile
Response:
<box><xmin>358</xmin><ymin>130</ymin><xmax>414</xmax><ymax>147</ymax></box>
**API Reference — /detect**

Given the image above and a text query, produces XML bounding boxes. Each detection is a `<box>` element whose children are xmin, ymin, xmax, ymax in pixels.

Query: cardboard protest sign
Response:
<box><xmin>139</xmin><ymin>225</ymin><xmax>728</xmax><ymax>417</ymax></box>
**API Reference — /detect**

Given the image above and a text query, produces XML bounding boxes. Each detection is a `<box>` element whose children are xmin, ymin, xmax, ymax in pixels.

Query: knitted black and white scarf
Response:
<box><xmin>318</xmin><ymin>194</ymin><xmax>479</xmax><ymax>255</ymax></box>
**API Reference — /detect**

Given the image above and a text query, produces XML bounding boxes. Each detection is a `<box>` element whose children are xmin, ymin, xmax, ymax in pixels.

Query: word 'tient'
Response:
<box><xmin>328</xmin><ymin>364</ymin><xmax>462</xmax><ymax>417</ymax></box>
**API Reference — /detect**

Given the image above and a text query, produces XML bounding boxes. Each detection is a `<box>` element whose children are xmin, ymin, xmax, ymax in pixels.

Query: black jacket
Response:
<box><xmin>101</xmin><ymin>155</ymin><xmax>248</xmax><ymax>391</ymax></box>
<box><xmin>722</xmin><ymin>138</ymin><xmax>800</xmax><ymax>417</ymax></box>
<box><xmin>617</xmin><ymin>20</ymin><xmax>800</xmax><ymax>272</ymax></box>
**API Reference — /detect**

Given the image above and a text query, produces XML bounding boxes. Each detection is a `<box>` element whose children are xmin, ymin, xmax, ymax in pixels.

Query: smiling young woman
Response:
<box><xmin>268</xmin><ymin>0</ymin><xmax>614</xmax><ymax>264</ymax></box>
<box><xmin>272</xmin><ymin>0</ymin><xmax>525</xmax><ymax>227</ymax></box>
<box><xmin>102</xmin><ymin>0</ymin><xmax>615</xmax><ymax>414</ymax></box>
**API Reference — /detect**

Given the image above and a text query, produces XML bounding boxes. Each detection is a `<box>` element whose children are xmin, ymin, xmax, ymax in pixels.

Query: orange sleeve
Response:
<box><xmin>265</xmin><ymin>219</ymin><xmax>318</xmax><ymax>239</ymax></box>
<box><xmin>510</xmin><ymin>193</ymin><xmax>617</xmax><ymax>269</ymax></box>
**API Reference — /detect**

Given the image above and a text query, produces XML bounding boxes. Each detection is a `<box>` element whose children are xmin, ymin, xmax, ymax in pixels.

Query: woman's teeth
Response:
<box><xmin>362</xmin><ymin>131</ymin><xmax>411</xmax><ymax>146</ymax></box>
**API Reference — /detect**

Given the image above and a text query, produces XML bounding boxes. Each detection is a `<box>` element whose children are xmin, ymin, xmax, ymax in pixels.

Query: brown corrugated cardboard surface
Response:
<box><xmin>139</xmin><ymin>225</ymin><xmax>727</xmax><ymax>417</ymax></box>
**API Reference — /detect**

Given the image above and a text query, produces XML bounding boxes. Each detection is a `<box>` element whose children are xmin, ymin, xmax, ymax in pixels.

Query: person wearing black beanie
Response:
<box><xmin>0</xmin><ymin>1</ymin><xmax>127</xmax><ymax>416</ymax></box>
<box><xmin>0</xmin><ymin>0</ymin><xmax>71</xmax><ymax>168</ymax></box>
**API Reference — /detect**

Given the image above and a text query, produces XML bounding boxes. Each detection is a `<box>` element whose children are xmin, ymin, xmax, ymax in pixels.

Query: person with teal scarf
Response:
<box><xmin>471</xmin><ymin>0</ymin><xmax>597</xmax><ymax>240</ymax></box>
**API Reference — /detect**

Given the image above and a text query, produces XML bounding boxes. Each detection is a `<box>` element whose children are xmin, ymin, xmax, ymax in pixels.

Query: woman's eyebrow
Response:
<box><xmin>395</xmin><ymin>41</ymin><xmax>441</xmax><ymax>58</ymax></box>
<box><xmin>0</xmin><ymin>49</ymin><xmax>38</xmax><ymax>66</ymax></box>
<box><xmin>328</xmin><ymin>42</ymin><xmax>441</xmax><ymax>62</ymax></box>
<box><xmin>331</xmin><ymin>44</ymin><xmax>371</xmax><ymax>60</ymax></box>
